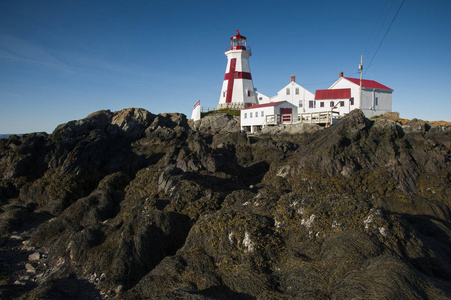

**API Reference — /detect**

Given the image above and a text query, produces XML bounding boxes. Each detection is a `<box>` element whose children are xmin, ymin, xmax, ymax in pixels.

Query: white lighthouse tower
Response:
<box><xmin>217</xmin><ymin>30</ymin><xmax>258</xmax><ymax>110</ymax></box>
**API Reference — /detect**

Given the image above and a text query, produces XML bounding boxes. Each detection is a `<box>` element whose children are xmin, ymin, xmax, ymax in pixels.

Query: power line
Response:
<box><xmin>299</xmin><ymin>72</ymin><xmax>360</xmax><ymax>86</ymax></box>
<box><xmin>363</xmin><ymin>0</ymin><xmax>393</xmax><ymax>58</ymax></box>
<box><xmin>364</xmin><ymin>0</ymin><xmax>406</xmax><ymax>76</ymax></box>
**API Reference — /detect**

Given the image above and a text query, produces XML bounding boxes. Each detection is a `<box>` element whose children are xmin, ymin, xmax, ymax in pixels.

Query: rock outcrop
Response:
<box><xmin>0</xmin><ymin>108</ymin><xmax>450</xmax><ymax>299</ymax></box>
<box><xmin>189</xmin><ymin>113</ymin><xmax>240</xmax><ymax>134</ymax></box>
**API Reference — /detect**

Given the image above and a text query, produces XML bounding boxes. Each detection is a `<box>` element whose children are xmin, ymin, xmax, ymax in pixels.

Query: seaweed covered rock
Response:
<box><xmin>0</xmin><ymin>108</ymin><xmax>450</xmax><ymax>299</ymax></box>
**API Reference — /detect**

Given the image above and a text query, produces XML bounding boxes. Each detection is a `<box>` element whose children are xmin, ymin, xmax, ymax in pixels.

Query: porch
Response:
<box><xmin>265</xmin><ymin>111</ymin><xmax>340</xmax><ymax>127</ymax></box>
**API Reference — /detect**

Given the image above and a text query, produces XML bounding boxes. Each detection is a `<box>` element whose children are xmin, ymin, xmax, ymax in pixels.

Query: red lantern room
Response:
<box><xmin>229</xmin><ymin>30</ymin><xmax>248</xmax><ymax>51</ymax></box>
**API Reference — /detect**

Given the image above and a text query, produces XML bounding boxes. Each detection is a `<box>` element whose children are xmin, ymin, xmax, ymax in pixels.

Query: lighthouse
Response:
<box><xmin>217</xmin><ymin>30</ymin><xmax>258</xmax><ymax>110</ymax></box>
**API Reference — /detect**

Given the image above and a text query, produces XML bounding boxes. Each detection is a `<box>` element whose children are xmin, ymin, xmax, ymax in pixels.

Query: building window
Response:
<box><xmin>350</xmin><ymin>97</ymin><xmax>354</xmax><ymax>105</ymax></box>
<box><xmin>261</xmin><ymin>111</ymin><xmax>264</xmax><ymax>117</ymax></box>
<box><xmin>259</xmin><ymin>97</ymin><xmax>262</xmax><ymax>100</ymax></box>
<box><xmin>320</xmin><ymin>102</ymin><xmax>324</xmax><ymax>108</ymax></box>
<box><xmin>286</xmin><ymin>88</ymin><xmax>290</xmax><ymax>95</ymax></box>
<box><xmin>244</xmin><ymin>113</ymin><xmax>247</xmax><ymax>118</ymax></box>
<box><xmin>250</xmin><ymin>112</ymin><xmax>253</xmax><ymax>118</ymax></box>
<box><xmin>299</xmin><ymin>101</ymin><xmax>303</xmax><ymax>107</ymax></box>
<box><xmin>330</xmin><ymin>101</ymin><xmax>334</xmax><ymax>108</ymax></box>
<box><xmin>295</xmin><ymin>88</ymin><xmax>299</xmax><ymax>95</ymax></box>
<box><xmin>309</xmin><ymin>101</ymin><xmax>316</xmax><ymax>108</ymax></box>
<box><xmin>375</xmin><ymin>97</ymin><xmax>379</xmax><ymax>106</ymax></box>
<box><xmin>340</xmin><ymin>101</ymin><xmax>344</xmax><ymax>107</ymax></box>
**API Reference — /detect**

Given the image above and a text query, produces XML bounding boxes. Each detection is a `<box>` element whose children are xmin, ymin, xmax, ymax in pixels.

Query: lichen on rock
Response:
<box><xmin>0</xmin><ymin>108</ymin><xmax>450</xmax><ymax>299</ymax></box>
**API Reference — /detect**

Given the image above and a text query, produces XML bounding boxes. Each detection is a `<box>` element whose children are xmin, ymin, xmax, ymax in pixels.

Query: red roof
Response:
<box><xmin>315</xmin><ymin>88</ymin><xmax>351</xmax><ymax>100</ymax></box>
<box><xmin>343</xmin><ymin>77</ymin><xmax>393</xmax><ymax>91</ymax></box>
<box><xmin>231</xmin><ymin>30</ymin><xmax>246</xmax><ymax>40</ymax></box>
<box><xmin>243</xmin><ymin>101</ymin><xmax>285</xmax><ymax>110</ymax></box>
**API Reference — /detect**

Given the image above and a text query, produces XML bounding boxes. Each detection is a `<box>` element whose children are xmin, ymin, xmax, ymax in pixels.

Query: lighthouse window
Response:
<box><xmin>295</xmin><ymin>88</ymin><xmax>299</xmax><ymax>95</ymax></box>
<box><xmin>235</xmin><ymin>73</ymin><xmax>239</xmax><ymax>78</ymax></box>
<box><xmin>223</xmin><ymin>91</ymin><xmax>225</xmax><ymax>97</ymax></box>
<box><xmin>247</xmin><ymin>90</ymin><xmax>251</xmax><ymax>97</ymax></box>
<box><xmin>286</xmin><ymin>88</ymin><xmax>290</xmax><ymax>95</ymax></box>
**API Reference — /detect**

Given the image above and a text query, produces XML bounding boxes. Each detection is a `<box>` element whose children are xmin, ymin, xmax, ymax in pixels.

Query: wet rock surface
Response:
<box><xmin>0</xmin><ymin>108</ymin><xmax>450</xmax><ymax>299</ymax></box>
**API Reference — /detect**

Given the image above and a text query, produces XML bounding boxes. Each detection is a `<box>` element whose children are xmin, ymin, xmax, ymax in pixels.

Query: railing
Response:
<box><xmin>225</xmin><ymin>46</ymin><xmax>251</xmax><ymax>52</ymax></box>
<box><xmin>266</xmin><ymin>111</ymin><xmax>340</xmax><ymax>126</ymax></box>
<box><xmin>201</xmin><ymin>107</ymin><xmax>216</xmax><ymax>113</ymax></box>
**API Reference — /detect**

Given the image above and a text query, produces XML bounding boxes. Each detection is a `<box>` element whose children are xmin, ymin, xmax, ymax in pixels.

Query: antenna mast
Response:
<box><xmin>359</xmin><ymin>55</ymin><xmax>363</xmax><ymax>105</ymax></box>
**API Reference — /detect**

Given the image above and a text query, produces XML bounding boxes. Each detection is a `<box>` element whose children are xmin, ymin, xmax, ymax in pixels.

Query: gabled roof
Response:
<box><xmin>243</xmin><ymin>101</ymin><xmax>285</xmax><ymax>110</ymax></box>
<box><xmin>343</xmin><ymin>77</ymin><xmax>393</xmax><ymax>91</ymax></box>
<box><xmin>278</xmin><ymin>81</ymin><xmax>315</xmax><ymax>97</ymax></box>
<box><xmin>315</xmin><ymin>88</ymin><xmax>351</xmax><ymax>100</ymax></box>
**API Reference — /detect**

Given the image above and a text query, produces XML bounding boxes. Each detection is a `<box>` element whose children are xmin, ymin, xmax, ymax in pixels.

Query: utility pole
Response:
<box><xmin>359</xmin><ymin>55</ymin><xmax>363</xmax><ymax>106</ymax></box>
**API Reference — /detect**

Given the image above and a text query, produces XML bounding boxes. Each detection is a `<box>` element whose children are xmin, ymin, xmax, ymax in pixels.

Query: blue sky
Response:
<box><xmin>1</xmin><ymin>0</ymin><xmax>450</xmax><ymax>134</ymax></box>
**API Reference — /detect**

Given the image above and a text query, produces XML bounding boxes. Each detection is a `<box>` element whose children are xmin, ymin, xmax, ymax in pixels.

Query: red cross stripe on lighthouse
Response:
<box><xmin>224</xmin><ymin>58</ymin><xmax>253</xmax><ymax>103</ymax></box>
<box><xmin>223</xmin><ymin>72</ymin><xmax>253</xmax><ymax>80</ymax></box>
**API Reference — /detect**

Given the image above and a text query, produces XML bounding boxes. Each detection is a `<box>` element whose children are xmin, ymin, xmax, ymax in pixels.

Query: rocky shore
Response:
<box><xmin>0</xmin><ymin>108</ymin><xmax>450</xmax><ymax>299</ymax></box>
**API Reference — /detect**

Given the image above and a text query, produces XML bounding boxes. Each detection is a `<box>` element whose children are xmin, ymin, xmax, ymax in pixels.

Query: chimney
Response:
<box><xmin>291</xmin><ymin>75</ymin><xmax>295</xmax><ymax>82</ymax></box>
<box><xmin>339</xmin><ymin>71</ymin><xmax>344</xmax><ymax>78</ymax></box>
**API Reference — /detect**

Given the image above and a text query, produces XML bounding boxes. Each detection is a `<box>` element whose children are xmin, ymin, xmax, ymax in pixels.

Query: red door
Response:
<box><xmin>280</xmin><ymin>108</ymin><xmax>292</xmax><ymax>122</ymax></box>
<box><xmin>280</xmin><ymin>108</ymin><xmax>292</xmax><ymax>115</ymax></box>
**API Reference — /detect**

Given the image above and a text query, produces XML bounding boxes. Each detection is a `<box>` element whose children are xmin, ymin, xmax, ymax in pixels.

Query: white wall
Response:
<box><xmin>190</xmin><ymin>105</ymin><xmax>201</xmax><ymax>121</ymax></box>
<box><xmin>329</xmin><ymin>78</ymin><xmax>361</xmax><ymax>108</ymax></box>
<box><xmin>240</xmin><ymin>102</ymin><xmax>298</xmax><ymax>128</ymax></box>
<box><xmin>329</xmin><ymin>78</ymin><xmax>392</xmax><ymax>118</ymax></box>
<box><xmin>255</xmin><ymin>91</ymin><xmax>271</xmax><ymax>104</ymax></box>
<box><xmin>218</xmin><ymin>49</ymin><xmax>257</xmax><ymax>108</ymax></box>
<box><xmin>307</xmin><ymin>99</ymin><xmax>353</xmax><ymax>116</ymax></box>
<box><xmin>241</xmin><ymin>106</ymin><xmax>274</xmax><ymax>128</ymax></box>
<box><xmin>276</xmin><ymin>81</ymin><xmax>314</xmax><ymax>112</ymax></box>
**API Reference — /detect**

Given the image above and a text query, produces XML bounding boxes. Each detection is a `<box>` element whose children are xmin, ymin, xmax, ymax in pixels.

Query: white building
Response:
<box><xmin>217</xmin><ymin>30</ymin><xmax>258</xmax><ymax>110</ymax></box>
<box><xmin>256</xmin><ymin>75</ymin><xmax>315</xmax><ymax>111</ymax></box>
<box><xmin>325</xmin><ymin>72</ymin><xmax>393</xmax><ymax>118</ymax></box>
<box><xmin>240</xmin><ymin>101</ymin><xmax>298</xmax><ymax>133</ymax></box>
<box><xmin>308</xmin><ymin>88</ymin><xmax>353</xmax><ymax>116</ymax></box>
